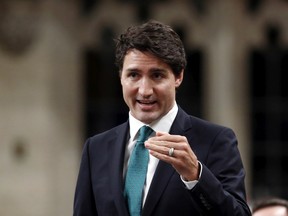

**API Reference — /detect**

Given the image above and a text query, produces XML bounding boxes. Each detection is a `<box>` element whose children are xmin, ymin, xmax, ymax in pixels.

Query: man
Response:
<box><xmin>253</xmin><ymin>197</ymin><xmax>288</xmax><ymax>216</ymax></box>
<box><xmin>73</xmin><ymin>20</ymin><xmax>251</xmax><ymax>215</ymax></box>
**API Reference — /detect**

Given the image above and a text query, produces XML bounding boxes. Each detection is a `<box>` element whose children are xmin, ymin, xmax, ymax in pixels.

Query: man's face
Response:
<box><xmin>120</xmin><ymin>49</ymin><xmax>183</xmax><ymax>124</ymax></box>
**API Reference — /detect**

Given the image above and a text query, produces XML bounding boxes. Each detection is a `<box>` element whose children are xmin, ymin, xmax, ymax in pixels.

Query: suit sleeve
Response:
<box><xmin>73</xmin><ymin>138</ymin><xmax>98</xmax><ymax>216</ymax></box>
<box><xmin>190</xmin><ymin>128</ymin><xmax>251</xmax><ymax>215</ymax></box>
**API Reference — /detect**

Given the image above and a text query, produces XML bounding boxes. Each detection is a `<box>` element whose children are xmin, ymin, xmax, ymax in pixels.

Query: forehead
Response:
<box><xmin>123</xmin><ymin>49</ymin><xmax>171</xmax><ymax>71</ymax></box>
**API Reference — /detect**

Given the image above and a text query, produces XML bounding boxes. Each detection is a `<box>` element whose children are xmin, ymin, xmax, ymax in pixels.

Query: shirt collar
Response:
<box><xmin>129</xmin><ymin>102</ymin><xmax>178</xmax><ymax>141</ymax></box>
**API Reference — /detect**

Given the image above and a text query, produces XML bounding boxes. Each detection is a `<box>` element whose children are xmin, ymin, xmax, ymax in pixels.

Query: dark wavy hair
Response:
<box><xmin>115</xmin><ymin>20</ymin><xmax>187</xmax><ymax>77</ymax></box>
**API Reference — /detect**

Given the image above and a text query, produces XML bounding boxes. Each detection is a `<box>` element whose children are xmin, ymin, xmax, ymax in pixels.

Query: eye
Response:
<box><xmin>152</xmin><ymin>71</ymin><xmax>165</xmax><ymax>80</ymax></box>
<box><xmin>127</xmin><ymin>71</ymin><xmax>140</xmax><ymax>79</ymax></box>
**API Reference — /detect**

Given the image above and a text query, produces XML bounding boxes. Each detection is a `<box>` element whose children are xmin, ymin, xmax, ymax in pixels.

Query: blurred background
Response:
<box><xmin>0</xmin><ymin>0</ymin><xmax>287</xmax><ymax>215</ymax></box>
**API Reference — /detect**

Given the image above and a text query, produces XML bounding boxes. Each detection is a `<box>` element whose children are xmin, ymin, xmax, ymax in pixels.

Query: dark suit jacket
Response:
<box><xmin>73</xmin><ymin>107</ymin><xmax>251</xmax><ymax>215</ymax></box>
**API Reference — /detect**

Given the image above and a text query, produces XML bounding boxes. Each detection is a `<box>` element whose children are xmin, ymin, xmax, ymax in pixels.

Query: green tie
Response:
<box><xmin>124</xmin><ymin>125</ymin><xmax>154</xmax><ymax>216</ymax></box>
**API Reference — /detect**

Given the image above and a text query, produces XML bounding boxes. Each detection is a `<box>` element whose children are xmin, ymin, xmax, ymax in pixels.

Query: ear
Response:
<box><xmin>175</xmin><ymin>70</ymin><xmax>184</xmax><ymax>88</ymax></box>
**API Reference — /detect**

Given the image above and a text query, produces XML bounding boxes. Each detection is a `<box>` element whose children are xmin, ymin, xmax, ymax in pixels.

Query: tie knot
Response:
<box><xmin>138</xmin><ymin>126</ymin><xmax>153</xmax><ymax>143</ymax></box>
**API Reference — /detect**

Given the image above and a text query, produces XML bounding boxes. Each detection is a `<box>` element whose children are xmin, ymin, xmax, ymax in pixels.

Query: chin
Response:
<box><xmin>138</xmin><ymin>114</ymin><xmax>160</xmax><ymax>124</ymax></box>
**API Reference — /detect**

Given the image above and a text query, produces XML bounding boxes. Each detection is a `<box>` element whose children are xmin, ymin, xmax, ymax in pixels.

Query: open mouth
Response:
<box><xmin>137</xmin><ymin>100</ymin><xmax>157</xmax><ymax>109</ymax></box>
<box><xmin>137</xmin><ymin>100</ymin><xmax>156</xmax><ymax>105</ymax></box>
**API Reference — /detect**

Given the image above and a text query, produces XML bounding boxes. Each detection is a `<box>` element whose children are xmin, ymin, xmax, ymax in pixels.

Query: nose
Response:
<box><xmin>138</xmin><ymin>77</ymin><xmax>153</xmax><ymax>97</ymax></box>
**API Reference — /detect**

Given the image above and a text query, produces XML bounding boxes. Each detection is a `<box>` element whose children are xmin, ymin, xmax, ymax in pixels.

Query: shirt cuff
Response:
<box><xmin>180</xmin><ymin>161</ymin><xmax>203</xmax><ymax>190</ymax></box>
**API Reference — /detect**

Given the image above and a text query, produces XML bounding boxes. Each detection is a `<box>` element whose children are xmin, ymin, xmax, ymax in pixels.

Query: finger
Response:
<box><xmin>150</xmin><ymin>148</ymin><xmax>199</xmax><ymax>181</ymax></box>
<box><xmin>145</xmin><ymin>139</ymin><xmax>181</xmax><ymax>154</ymax></box>
<box><xmin>150</xmin><ymin>133</ymin><xmax>186</xmax><ymax>143</ymax></box>
<box><xmin>149</xmin><ymin>149</ymin><xmax>178</xmax><ymax>162</ymax></box>
<box><xmin>145</xmin><ymin>140</ymin><xmax>172</xmax><ymax>155</ymax></box>
<box><xmin>147</xmin><ymin>138</ymin><xmax>188</xmax><ymax>153</ymax></box>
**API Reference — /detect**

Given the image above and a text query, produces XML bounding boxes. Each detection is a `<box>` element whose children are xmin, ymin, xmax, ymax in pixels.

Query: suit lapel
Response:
<box><xmin>142</xmin><ymin>160</ymin><xmax>175</xmax><ymax>216</ymax></box>
<box><xmin>142</xmin><ymin>108</ymin><xmax>191</xmax><ymax>216</ymax></box>
<box><xmin>108</xmin><ymin>122</ymin><xmax>130</xmax><ymax>216</ymax></box>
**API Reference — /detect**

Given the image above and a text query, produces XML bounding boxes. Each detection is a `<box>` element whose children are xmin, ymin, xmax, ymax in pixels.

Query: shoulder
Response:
<box><xmin>89</xmin><ymin>121</ymin><xmax>129</xmax><ymax>142</ymax></box>
<box><xmin>176</xmin><ymin>107</ymin><xmax>234</xmax><ymax>136</ymax></box>
<box><xmin>81</xmin><ymin>121</ymin><xmax>129</xmax><ymax>158</ymax></box>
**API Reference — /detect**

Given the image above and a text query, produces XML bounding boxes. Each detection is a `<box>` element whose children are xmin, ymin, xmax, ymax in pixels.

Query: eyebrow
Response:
<box><xmin>150</xmin><ymin>68</ymin><xmax>167</xmax><ymax>72</ymax></box>
<box><xmin>125</xmin><ymin>68</ymin><xmax>140</xmax><ymax>72</ymax></box>
<box><xmin>124</xmin><ymin>67</ymin><xmax>168</xmax><ymax>74</ymax></box>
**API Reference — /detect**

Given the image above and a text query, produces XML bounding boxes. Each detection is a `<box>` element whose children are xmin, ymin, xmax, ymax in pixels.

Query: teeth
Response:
<box><xmin>139</xmin><ymin>100</ymin><xmax>153</xmax><ymax>104</ymax></box>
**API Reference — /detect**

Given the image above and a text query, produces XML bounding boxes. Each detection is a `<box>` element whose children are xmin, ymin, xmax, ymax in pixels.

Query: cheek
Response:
<box><xmin>160</xmin><ymin>86</ymin><xmax>176</xmax><ymax>103</ymax></box>
<box><xmin>122</xmin><ymin>82</ymin><xmax>135</xmax><ymax>98</ymax></box>
<box><xmin>160</xmin><ymin>83</ymin><xmax>175</xmax><ymax>95</ymax></box>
